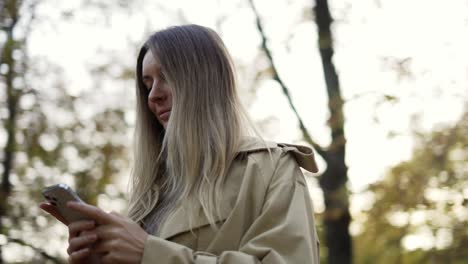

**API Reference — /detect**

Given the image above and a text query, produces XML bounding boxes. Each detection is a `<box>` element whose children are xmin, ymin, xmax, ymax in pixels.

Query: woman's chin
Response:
<box><xmin>159</xmin><ymin>120</ymin><xmax>168</xmax><ymax>129</ymax></box>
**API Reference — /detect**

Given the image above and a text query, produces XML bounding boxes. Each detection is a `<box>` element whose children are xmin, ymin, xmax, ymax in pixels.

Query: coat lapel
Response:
<box><xmin>159</xmin><ymin>193</ymin><xmax>236</xmax><ymax>240</ymax></box>
<box><xmin>158</xmin><ymin>137</ymin><xmax>318</xmax><ymax>240</ymax></box>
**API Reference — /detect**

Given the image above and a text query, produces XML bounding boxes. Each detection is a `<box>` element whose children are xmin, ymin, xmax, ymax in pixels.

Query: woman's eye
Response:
<box><xmin>145</xmin><ymin>82</ymin><xmax>152</xmax><ymax>91</ymax></box>
<box><xmin>142</xmin><ymin>77</ymin><xmax>152</xmax><ymax>90</ymax></box>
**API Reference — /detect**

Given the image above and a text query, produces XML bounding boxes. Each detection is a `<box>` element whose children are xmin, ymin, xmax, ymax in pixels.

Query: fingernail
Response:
<box><xmin>78</xmin><ymin>247</ymin><xmax>89</xmax><ymax>254</ymax></box>
<box><xmin>72</xmin><ymin>247</ymin><xmax>88</xmax><ymax>258</ymax></box>
<box><xmin>67</xmin><ymin>201</ymin><xmax>79</xmax><ymax>207</ymax></box>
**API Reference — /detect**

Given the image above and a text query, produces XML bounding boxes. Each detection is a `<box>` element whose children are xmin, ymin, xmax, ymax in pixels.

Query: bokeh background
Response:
<box><xmin>1</xmin><ymin>0</ymin><xmax>467</xmax><ymax>263</ymax></box>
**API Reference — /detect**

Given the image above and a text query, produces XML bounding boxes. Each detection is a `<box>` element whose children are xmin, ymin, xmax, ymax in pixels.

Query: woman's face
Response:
<box><xmin>142</xmin><ymin>50</ymin><xmax>173</xmax><ymax>129</ymax></box>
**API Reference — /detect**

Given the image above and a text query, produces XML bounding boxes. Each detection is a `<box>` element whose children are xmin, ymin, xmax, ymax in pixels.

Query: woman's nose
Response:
<box><xmin>148</xmin><ymin>83</ymin><xmax>166</xmax><ymax>103</ymax></box>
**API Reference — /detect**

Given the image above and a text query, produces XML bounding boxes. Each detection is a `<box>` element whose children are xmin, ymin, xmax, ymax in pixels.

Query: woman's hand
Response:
<box><xmin>39</xmin><ymin>202</ymin><xmax>68</xmax><ymax>225</ymax></box>
<box><xmin>67</xmin><ymin>220</ymin><xmax>100</xmax><ymax>263</ymax></box>
<box><xmin>39</xmin><ymin>202</ymin><xmax>100</xmax><ymax>263</ymax></box>
<box><xmin>66</xmin><ymin>202</ymin><xmax>148</xmax><ymax>264</ymax></box>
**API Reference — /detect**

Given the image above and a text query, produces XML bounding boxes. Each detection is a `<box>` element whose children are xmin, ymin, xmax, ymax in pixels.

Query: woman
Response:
<box><xmin>41</xmin><ymin>24</ymin><xmax>320</xmax><ymax>263</ymax></box>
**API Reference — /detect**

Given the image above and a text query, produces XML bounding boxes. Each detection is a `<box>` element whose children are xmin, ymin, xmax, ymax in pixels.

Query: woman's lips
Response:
<box><xmin>158</xmin><ymin>110</ymin><xmax>171</xmax><ymax>121</ymax></box>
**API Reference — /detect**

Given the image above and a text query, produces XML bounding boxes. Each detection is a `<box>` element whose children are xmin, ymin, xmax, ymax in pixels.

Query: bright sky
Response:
<box><xmin>4</xmin><ymin>0</ymin><xmax>467</xmax><ymax>259</ymax></box>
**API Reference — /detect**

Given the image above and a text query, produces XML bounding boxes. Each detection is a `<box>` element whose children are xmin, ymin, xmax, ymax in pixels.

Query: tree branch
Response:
<box><xmin>247</xmin><ymin>0</ymin><xmax>326</xmax><ymax>157</ymax></box>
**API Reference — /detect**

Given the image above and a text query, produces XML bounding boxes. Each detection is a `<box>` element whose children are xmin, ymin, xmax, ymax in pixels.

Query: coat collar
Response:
<box><xmin>158</xmin><ymin>137</ymin><xmax>318</xmax><ymax>240</ymax></box>
<box><xmin>238</xmin><ymin>137</ymin><xmax>318</xmax><ymax>173</ymax></box>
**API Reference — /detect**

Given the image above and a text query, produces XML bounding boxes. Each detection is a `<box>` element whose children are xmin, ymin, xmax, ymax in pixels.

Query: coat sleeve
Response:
<box><xmin>140</xmin><ymin>152</ymin><xmax>320</xmax><ymax>264</ymax></box>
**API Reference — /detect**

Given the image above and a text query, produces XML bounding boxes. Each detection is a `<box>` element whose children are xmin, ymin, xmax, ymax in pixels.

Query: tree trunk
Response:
<box><xmin>247</xmin><ymin>0</ymin><xmax>353</xmax><ymax>262</ymax></box>
<box><xmin>314</xmin><ymin>0</ymin><xmax>352</xmax><ymax>263</ymax></box>
<box><xmin>0</xmin><ymin>1</ymin><xmax>20</xmax><ymax>262</ymax></box>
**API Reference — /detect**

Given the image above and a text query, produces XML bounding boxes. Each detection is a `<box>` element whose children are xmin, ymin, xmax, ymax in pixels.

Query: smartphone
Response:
<box><xmin>42</xmin><ymin>184</ymin><xmax>89</xmax><ymax>223</ymax></box>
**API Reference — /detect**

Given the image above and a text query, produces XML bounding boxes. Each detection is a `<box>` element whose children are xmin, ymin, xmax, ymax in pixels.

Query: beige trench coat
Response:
<box><xmin>141</xmin><ymin>137</ymin><xmax>320</xmax><ymax>263</ymax></box>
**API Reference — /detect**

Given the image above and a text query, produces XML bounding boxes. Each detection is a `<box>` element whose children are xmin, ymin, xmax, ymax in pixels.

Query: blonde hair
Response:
<box><xmin>128</xmin><ymin>25</ymin><xmax>253</xmax><ymax>234</ymax></box>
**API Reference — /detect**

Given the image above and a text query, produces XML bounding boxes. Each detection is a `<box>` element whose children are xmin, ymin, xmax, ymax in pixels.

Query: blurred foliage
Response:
<box><xmin>354</xmin><ymin>109</ymin><xmax>468</xmax><ymax>264</ymax></box>
<box><xmin>0</xmin><ymin>0</ymin><xmax>133</xmax><ymax>262</ymax></box>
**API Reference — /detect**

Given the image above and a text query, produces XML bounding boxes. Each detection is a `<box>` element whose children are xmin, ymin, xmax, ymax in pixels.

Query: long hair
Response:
<box><xmin>128</xmin><ymin>24</ymin><xmax>253</xmax><ymax>234</ymax></box>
